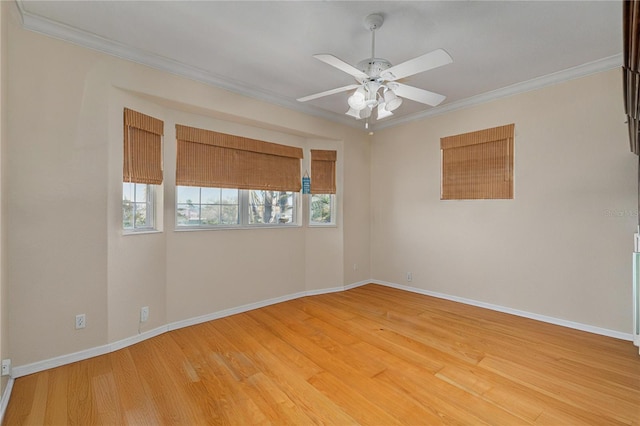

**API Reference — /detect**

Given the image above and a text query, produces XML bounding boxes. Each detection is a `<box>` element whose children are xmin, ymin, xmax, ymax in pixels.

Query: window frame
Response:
<box><xmin>123</xmin><ymin>182</ymin><xmax>157</xmax><ymax>233</ymax></box>
<box><xmin>308</xmin><ymin>193</ymin><xmax>337</xmax><ymax>227</ymax></box>
<box><xmin>175</xmin><ymin>186</ymin><xmax>300</xmax><ymax>230</ymax></box>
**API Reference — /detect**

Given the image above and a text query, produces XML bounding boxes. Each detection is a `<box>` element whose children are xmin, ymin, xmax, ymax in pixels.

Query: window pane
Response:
<box><xmin>177</xmin><ymin>203</ymin><xmax>198</xmax><ymax>226</ymax></box>
<box><xmin>201</xmin><ymin>204</ymin><xmax>220</xmax><ymax>225</ymax></box>
<box><xmin>248</xmin><ymin>190</ymin><xmax>261</xmax><ymax>224</ymax></box>
<box><xmin>311</xmin><ymin>194</ymin><xmax>333</xmax><ymax>224</ymax></box>
<box><xmin>123</xmin><ymin>182</ymin><xmax>134</xmax><ymax>202</ymax></box>
<box><xmin>248</xmin><ymin>190</ymin><xmax>269</xmax><ymax>224</ymax></box>
<box><xmin>177</xmin><ymin>186</ymin><xmax>200</xmax><ymax>204</ymax></box>
<box><xmin>123</xmin><ymin>182</ymin><xmax>156</xmax><ymax>231</ymax></box>
<box><xmin>275</xmin><ymin>192</ymin><xmax>293</xmax><ymax>223</ymax></box>
<box><xmin>176</xmin><ymin>204</ymin><xmax>189</xmax><ymax>226</ymax></box>
<box><xmin>123</xmin><ymin>200</ymin><xmax>133</xmax><ymax>229</ymax></box>
<box><xmin>134</xmin><ymin>183</ymin><xmax>148</xmax><ymax>203</ymax></box>
<box><xmin>221</xmin><ymin>205</ymin><xmax>239</xmax><ymax>225</ymax></box>
<box><xmin>201</xmin><ymin>187</ymin><xmax>220</xmax><ymax>204</ymax></box>
<box><xmin>248</xmin><ymin>190</ymin><xmax>294</xmax><ymax>224</ymax></box>
<box><xmin>221</xmin><ymin>188</ymin><xmax>238</xmax><ymax>204</ymax></box>
<box><xmin>134</xmin><ymin>203</ymin><xmax>149</xmax><ymax>228</ymax></box>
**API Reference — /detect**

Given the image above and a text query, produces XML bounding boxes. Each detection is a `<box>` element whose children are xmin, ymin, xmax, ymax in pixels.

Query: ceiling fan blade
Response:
<box><xmin>297</xmin><ymin>84</ymin><xmax>360</xmax><ymax>102</ymax></box>
<box><xmin>392</xmin><ymin>83</ymin><xmax>446</xmax><ymax>107</ymax></box>
<box><xmin>381</xmin><ymin>49</ymin><xmax>453</xmax><ymax>81</ymax></box>
<box><xmin>313</xmin><ymin>54</ymin><xmax>369</xmax><ymax>80</ymax></box>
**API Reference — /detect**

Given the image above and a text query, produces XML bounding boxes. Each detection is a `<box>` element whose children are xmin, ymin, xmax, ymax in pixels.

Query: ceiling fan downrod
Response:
<box><xmin>364</xmin><ymin>13</ymin><xmax>384</xmax><ymax>67</ymax></box>
<box><xmin>370</xmin><ymin>20</ymin><xmax>376</xmax><ymax>60</ymax></box>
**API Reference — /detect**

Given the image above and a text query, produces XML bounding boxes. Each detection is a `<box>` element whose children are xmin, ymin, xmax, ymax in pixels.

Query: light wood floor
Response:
<box><xmin>4</xmin><ymin>284</ymin><xmax>640</xmax><ymax>425</ymax></box>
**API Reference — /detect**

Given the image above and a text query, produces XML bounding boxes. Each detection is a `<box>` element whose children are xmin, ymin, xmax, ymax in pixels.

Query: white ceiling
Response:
<box><xmin>16</xmin><ymin>1</ymin><xmax>623</xmax><ymax>131</ymax></box>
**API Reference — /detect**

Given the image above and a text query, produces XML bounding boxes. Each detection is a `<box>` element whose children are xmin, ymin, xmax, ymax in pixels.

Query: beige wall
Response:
<box><xmin>6</xmin><ymin>13</ymin><xmax>371</xmax><ymax>366</ymax></box>
<box><xmin>7</xmin><ymin>14</ymin><xmax>110</xmax><ymax>366</ymax></box>
<box><xmin>342</xmin><ymin>129</ymin><xmax>373</xmax><ymax>285</ymax></box>
<box><xmin>371</xmin><ymin>69</ymin><xmax>636</xmax><ymax>333</ymax></box>
<box><xmin>0</xmin><ymin>0</ymin><xmax>9</xmax><ymax>396</ymax></box>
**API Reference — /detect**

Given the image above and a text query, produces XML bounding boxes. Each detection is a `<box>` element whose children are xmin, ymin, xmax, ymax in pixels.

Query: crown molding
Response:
<box><xmin>14</xmin><ymin>1</ymin><xmax>623</xmax><ymax>133</ymax></box>
<box><xmin>373</xmin><ymin>54</ymin><xmax>623</xmax><ymax>131</ymax></box>
<box><xmin>14</xmin><ymin>0</ymin><xmax>361</xmax><ymax>130</ymax></box>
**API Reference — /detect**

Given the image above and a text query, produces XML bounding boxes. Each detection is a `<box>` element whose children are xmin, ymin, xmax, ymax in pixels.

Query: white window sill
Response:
<box><xmin>308</xmin><ymin>223</ymin><xmax>337</xmax><ymax>228</ymax></box>
<box><xmin>174</xmin><ymin>224</ymin><xmax>302</xmax><ymax>232</ymax></box>
<box><xmin>123</xmin><ymin>229</ymin><xmax>163</xmax><ymax>236</ymax></box>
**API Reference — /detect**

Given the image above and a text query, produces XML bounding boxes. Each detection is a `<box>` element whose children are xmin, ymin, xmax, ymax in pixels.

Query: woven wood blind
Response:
<box><xmin>624</xmin><ymin>1</ymin><xmax>640</xmax><ymax>155</ymax></box>
<box><xmin>123</xmin><ymin>108</ymin><xmax>164</xmax><ymax>185</ymax></box>
<box><xmin>441</xmin><ymin>123</ymin><xmax>514</xmax><ymax>200</ymax></box>
<box><xmin>310</xmin><ymin>149</ymin><xmax>337</xmax><ymax>194</ymax></box>
<box><xmin>176</xmin><ymin>125</ymin><xmax>303</xmax><ymax>191</ymax></box>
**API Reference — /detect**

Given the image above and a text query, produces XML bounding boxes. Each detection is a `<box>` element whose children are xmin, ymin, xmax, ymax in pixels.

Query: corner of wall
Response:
<box><xmin>0</xmin><ymin>0</ymin><xmax>11</xmax><ymax>416</ymax></box>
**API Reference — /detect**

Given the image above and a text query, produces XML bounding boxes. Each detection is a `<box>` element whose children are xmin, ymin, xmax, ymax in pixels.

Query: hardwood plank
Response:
<box><xmin>4</xmin><ymin>284</ymin><xmax>640</xmax><ymax>425</ymax></box>
<box><xmin>478</xmin><ymin>354</ymin><xmax>639</xmax><ymax>424</ymax></box>
<box><xmin>43</xmin><ymin>368</ymin><xmax>69</xmax><ymax>425</ymax></box>
<box><xmin>127</xmin><ymin>336</ymin><xmax>209</xmax><ymax>425</ymax></box>
<box><xmin>66</xmin><ymin>360</ymin><xmax>97</xmax><ymax>425</ymax></box>
<box><xmin>4</xmin><ymin>373</ymin><xmax>39</xmax><ymax>425</ymax></box>
<box><xmin>306</xmin><ymin>371</ymin><xmax>403</xmax><ymax>425</ymax></box>
<box><xmin>248</xmin><ymin>308</ymin><xmax>450</xmax><ymax>424</ymax></box>
<box><xmin>22</xmin><ymin>374</ymin><xmax>48</xmax><ymax>426</ymax></box>
<box><xmin>213</xmin><ymin>315</ymin><xmax>359</xmax><ymax>425</ymax></box>
<box><xmin>107</xmin><ymin>348</ymin><xmax>163</xmax><ymax>425</ymax></box>
<box><xmin>217</xmin><ymin>314</ymin><xmax>324</xmax><ymax>381</ymax></box>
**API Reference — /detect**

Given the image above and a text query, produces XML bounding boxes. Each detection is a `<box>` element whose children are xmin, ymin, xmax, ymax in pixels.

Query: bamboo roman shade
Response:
<box><xmin>441</xmin><ymin>123</ymin><xmax>514</xmax><ymax>200</ymax></box>
<box><xmin>176</xmin><ymin>125</ymin><xmax>303</xmax><ymax>191</ymax></box>
<box><xmin>310</xmin><ymin>149</ymin><xmax>337</xmax><ymax>194</ymax></box>
<box><xmin>123</xmin><ymin>108</ymin><xmax>164</xmax><ymax>185</ymax></box>
<box><xmin>624</xmin><ymin>1</ymin><xmax>640</xmax><ymax>155</ymax></box>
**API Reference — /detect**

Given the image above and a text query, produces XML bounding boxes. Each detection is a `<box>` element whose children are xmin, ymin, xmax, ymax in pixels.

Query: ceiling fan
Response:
<box><xmin>297</xmin><ymin>13</ymin><xmax>453</xmax><ymax>128</ymax></box>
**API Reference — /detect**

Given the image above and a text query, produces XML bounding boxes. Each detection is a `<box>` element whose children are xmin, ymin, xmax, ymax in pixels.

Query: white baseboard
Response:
<box><xmin>370</xmin><ymin>280</ymin><xmax>634</xmax><ymax>342</ymax></box>
<box><xmin>166</xmin><ymin>290</ymin><xmax>309</xmax><ymax>332</ymax></box>
<box><xmin>11</xmin><ymin>325</ymin><xmax>170</xmax><ymax>378</ymax></box>
<box><xmin>110</xmin><ymin>326</ymin><xmax>169</xmax><ymax>353</ymax></box>
<box><xmin>10</xmin><ymin>284</ymin><xmax>360</xmax><ymax>379</ymax></box>
<box><xmin>9</xmin><ymin>278</ymin><xmax>633</xmax><ymax>380</ymax></box>
<box><xmin>344</xmin><ymin>280</ymin><xmax>370</xmax><ymax>291</ymax></box>
<box><xmin>0</xmin><ymin>378</ymin><xmax>14</xmax><ymax>425</ymax></box>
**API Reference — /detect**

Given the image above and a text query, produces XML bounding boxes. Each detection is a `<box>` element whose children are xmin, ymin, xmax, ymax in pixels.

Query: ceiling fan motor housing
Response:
<box><xmin>356</xmin><ymin>58</ymin><xmax>392</xmax><ymax>82</ymax></box>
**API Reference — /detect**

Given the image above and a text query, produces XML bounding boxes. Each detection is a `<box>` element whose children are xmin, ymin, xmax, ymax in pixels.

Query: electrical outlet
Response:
<box><xmin>406</xmin><ymin>272</ymin><xmax>412</xmax><ymax>282</ymax></box>
<box><xmin>140</xmin><ymin>306</ymin><xmax>149</xmax><ymax>323</ymax></box>
<box><xmin>353</xmin><ymin>263</ymin><xmax>358</xmax><ymax>271</ymax></box>
<box><xmin>75</xmin><ymin>314</ymin><xmax>86</xmax><ymax>329</ymax></box>
<box><xmin>1</xmin><ymin>359</ymin><xmax>11</xmax><ymax>376</ymax></box>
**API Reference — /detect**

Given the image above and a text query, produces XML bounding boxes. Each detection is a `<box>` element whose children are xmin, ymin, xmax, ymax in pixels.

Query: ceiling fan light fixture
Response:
<box><xmin>365</xmin><ymin>96</ymin><xmax>378</xmax><ymax>108</ymax></box>
<box><xmin>384</xmin><ymin>89</ymin><xmax>403</xmax><ymax>111</ymax></box>
<box><xmin>346</xmin><ymin>106</ymin><xmax>372</xmax><ymax>119</ymax></box>
<box><xmin>365</xmin><ymin>82</ymin><xmax>381</xmax><ymax>108</ymax></box>
<box><xmin>377</xmin><ymin>103</ymin><xmax>393</xmax><ymax>119</ymax></box>
<box><xmin>348</xmin><ymin>87</ymin><xmax>367</xmax><ymax>110</ymax></box>
<box><xmin>345</xmin><ymin>107</ymin><xmax>361</xmax><ymax>118</ymax></box>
